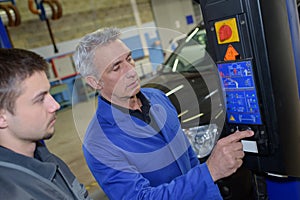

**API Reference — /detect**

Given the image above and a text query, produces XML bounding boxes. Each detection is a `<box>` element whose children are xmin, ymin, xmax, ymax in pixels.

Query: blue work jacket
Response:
<box><xmin>83</xmin><ymin>88</ymin><xmax>222</xmax><ymax>199</ymax></box>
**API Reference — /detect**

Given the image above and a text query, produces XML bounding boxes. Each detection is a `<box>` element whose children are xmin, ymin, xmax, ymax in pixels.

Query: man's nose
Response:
<box><xmin>125</xmin><ymin>63</ymin><xmax>136</xmax><ymax>78</ymax></box>
<box><xmin>48</xmin><ymin>94</ymin><xmax>61</xmax><ymax>112</ymax></box>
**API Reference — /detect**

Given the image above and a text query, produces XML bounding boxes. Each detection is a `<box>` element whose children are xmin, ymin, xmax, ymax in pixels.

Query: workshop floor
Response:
<box><xmin>45</xmin><ymin>98</ymin><xmax>109</xmax><ymax>200</ymax></box>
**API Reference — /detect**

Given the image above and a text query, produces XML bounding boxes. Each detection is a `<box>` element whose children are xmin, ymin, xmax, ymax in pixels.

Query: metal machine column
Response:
<box><xmin>196</xmin><ymin>0</ymin><xmax>300</xmax><ymax>199</ymax></box>
<box><xmin>265</xmin><ymin>0</ymin><xmax>300</xmax><ymax>199</ymax></box>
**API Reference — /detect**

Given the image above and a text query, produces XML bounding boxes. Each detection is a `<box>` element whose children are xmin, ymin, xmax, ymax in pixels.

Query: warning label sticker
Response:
<box><xmin>224</xmin><ymin>44</ymin><xmax>239</xmax><ymax>61</ymax></box>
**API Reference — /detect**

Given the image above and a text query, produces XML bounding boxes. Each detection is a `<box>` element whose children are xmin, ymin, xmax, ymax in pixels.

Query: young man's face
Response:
<box><xmin>94</xmin><ymin>39</ymin><xmax>140</xmax><ymax>102</ymax></box>
<box><xmin>5</xmin><ymin>71</ymin><xmax>60</xmax><ymax>141</ymax></box>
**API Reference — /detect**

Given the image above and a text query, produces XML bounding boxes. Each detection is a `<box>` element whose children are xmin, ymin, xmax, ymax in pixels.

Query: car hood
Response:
<box><xmin>141</xmin><ymin>71</ymin><xmax>225</xmax><ymax>129</ymax></box>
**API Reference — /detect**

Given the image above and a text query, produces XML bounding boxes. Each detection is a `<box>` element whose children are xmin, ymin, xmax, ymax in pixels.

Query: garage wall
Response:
<box><xmin>150</xmin><ymin>0</ymin><xmax>201</xmax><ymax>50</ymax></box>
<box><xmin>5</xmin><ymin>0</ymin><xmax>154</xmax><ymax>49</ymax></box>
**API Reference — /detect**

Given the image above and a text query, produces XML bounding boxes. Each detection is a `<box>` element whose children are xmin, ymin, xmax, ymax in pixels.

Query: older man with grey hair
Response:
<box><xmin>73</xmin><ymin>27</ymin><xmax>253</xmax><ymax>200</ymax></box>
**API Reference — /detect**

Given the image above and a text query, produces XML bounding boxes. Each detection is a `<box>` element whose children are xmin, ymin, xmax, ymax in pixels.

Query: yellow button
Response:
<box><xmin>215</xmin><ymin>18</ymin><xmax>240</xmax><ymax>44</ymax></box>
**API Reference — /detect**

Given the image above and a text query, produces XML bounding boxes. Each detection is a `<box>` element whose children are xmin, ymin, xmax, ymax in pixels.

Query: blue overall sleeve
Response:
<box><xmin>83</xmin><ymin>145</ymin><xmax>222</xmax><ymax>200</ymax></box>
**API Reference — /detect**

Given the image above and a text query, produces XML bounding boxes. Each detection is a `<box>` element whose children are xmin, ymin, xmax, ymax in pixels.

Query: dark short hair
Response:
<box><xmin>0</xmin><ymin>48</ymin><xmax>48</xmax><ymax>114</ymax></box>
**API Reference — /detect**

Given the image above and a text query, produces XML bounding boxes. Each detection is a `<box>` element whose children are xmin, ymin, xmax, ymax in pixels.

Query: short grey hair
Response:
<box><xmin>73</xmin><ymin>27</ymin><xmax>121</xmax><ymax>77</ymax></box>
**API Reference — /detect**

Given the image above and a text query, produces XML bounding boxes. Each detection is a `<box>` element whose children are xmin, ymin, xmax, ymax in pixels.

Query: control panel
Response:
<box><xmin>198</xmin><ymin>0</ymin><xmax>300</xmax><ymax>176</ymax></box>
<box><xmin>218</xmin><ymin>60</ymin><xmax>262</xmax><ymax>125</ymax></box>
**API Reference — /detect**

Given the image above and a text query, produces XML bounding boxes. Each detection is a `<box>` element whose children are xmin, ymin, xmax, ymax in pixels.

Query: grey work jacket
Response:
<box><xmin>0</xmin><ymin>142</ymin><xmax>92</xmax><ymax>200</ymax></box>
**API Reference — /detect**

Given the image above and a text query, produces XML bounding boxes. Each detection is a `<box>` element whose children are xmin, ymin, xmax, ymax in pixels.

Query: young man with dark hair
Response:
<box><xmin>0</xmin><ymin>48</ymin><xmax>91</xmax><ymax>200</ymax></box>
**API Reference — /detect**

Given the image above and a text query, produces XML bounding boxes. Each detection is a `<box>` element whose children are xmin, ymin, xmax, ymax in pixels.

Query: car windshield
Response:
<box><xmin>162</xmin><ymin>27</ymin><xmax>208</xmax><ymax>73</ymax></box>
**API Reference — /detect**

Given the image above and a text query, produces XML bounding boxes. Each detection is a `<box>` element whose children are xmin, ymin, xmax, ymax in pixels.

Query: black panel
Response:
<box><xmin>198</xmin><ymin>0</ymin><xmax>300</xmax><ymax>177</ymax></box>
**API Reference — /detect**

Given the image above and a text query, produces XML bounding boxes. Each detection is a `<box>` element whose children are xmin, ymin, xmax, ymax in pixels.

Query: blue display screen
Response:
<box><xmin>218</xmin><ymin>60</ymin><xmax>262</xmax><ymax>125</ymax></box>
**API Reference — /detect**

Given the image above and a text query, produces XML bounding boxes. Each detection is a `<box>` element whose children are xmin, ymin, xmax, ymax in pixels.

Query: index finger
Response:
<box><xmin>223</xmin><ymin>130</ymin><xmax>254</xmax><ymax>143</ymax></box>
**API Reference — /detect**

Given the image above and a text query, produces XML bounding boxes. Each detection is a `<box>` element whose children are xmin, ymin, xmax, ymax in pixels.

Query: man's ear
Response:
<box><xmin>0</xmin><ymin>110</ymin><xmax>8</xmax><ymax>129</ymax></box>
<box><xmin>85</xmin><ymin>76</ymin><xmax>103</xmax><ymax>90</ymax></box>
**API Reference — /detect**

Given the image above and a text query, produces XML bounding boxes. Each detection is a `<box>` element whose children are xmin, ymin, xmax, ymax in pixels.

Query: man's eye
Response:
<box><xmin>127</xmin><ymin>56</ymin><xmax>133</xmax><ymax>62</ymax></box>
<box><xmin>113</xmin><ymin>65</ymin><xmax>120</xmax><ymax>71</ymax></box>
<box><xmin>35</xmin><ymin>96</ymin><xmax>45</xmax><ymax>104</ymax></box>
<box><xmin>38</xmin><ymin>96</ymin><xmax>45</xmax><ymax>102</ymax></box>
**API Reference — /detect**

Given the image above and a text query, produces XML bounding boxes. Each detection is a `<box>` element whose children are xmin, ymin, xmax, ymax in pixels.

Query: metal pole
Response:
<box><xmin>45</xmin><ymin>18</ymin><xmax>58</xmax><ymax>53</ymax></box>
<box><xmin>130</xmin><ymin>0</ymin><xmax>149</xmax><ymax>56</ymax></box>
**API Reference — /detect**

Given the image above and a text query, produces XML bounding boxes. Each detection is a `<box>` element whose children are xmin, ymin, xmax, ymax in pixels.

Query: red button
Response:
<box><xmin>219</xmin><ymin>25</ymin><xmax>232</xmax><ymax>41</ymax></box>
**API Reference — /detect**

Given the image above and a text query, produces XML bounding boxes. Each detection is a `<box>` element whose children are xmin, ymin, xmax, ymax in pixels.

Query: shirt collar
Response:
<box><xmin>100</xmin><ymin>91</ymin><xmax>151</xmax><ymax>114</ymax></box>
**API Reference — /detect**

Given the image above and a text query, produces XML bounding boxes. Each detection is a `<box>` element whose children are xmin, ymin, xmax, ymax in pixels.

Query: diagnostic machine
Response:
<box><xmin>196</xmin><ymin>0</ymin><xmax>300</xmax><ymax>178</ymax></box>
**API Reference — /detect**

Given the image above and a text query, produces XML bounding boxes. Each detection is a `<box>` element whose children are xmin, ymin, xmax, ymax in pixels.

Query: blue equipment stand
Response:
<box><xmin>0</xmin><ymin>0</ymin><xmax>15</xmax><ymax>48</ymax></box>
<box><xmin>267</xmin><ymin>177</ymin><xmax>300</xmax><ymax>200</ymax></box>
<box><xmin>0</xmin><ymin>17</ymin><xmax>12</xmax><ymax>48</ymax></box>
